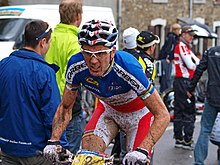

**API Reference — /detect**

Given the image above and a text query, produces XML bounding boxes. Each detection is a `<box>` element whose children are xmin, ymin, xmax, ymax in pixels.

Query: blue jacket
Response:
<box><xmin>0</xmin><ymin>49</ymin><xmax>68</xmax><ymax>157</ymax></box>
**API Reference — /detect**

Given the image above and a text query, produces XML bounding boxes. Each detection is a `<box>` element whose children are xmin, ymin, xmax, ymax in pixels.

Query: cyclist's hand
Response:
<box><xmin>43</xmin><ymin>140</ymin><xmax>60</xmax><ymax>162</ymax></box>
<box><xmin>123</xmin><ymin>147</ymin><xmax>150</xmax><ymax>165</ymax></box>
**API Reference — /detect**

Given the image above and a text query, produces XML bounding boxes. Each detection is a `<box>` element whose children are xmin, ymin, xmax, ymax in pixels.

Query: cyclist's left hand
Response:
<box><xmin>123</xmin><ymin>148</ymin><xmax>150</xmax><ymax>165</ymax></box>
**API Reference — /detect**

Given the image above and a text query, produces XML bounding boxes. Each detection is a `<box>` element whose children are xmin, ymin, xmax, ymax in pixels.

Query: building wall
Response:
<box><xmin>121</xmin><ymin>0</ymin><xmax>220</xmax><ymax>53</ymax></box>
<box><xmin>121</xmin><ymin>0</ymin><xmax>220</xmax><ymax>31</ymax></box>
<box><xmin>3</xmin><ymin>0</ymin><xmax>220</xmax><ymax>50</ymax></box>
<box><xmin>5</xmin><ymin>0</ymin><xmax>117</xmax><ymax>19</ymax></box>
<box><xmin>4</xmin><ymin>0</ymin><xmax>220</xmax><ymax>31</ymax></box>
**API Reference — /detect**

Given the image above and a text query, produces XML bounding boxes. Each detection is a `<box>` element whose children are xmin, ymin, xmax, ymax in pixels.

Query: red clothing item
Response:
<box><xmin>83</xmin><ymin>100</ymin><xmax>153</xmax><ymax>156</ymax></box>
<box><xmin>174</xmin><ymin>40</ymin><xmax>199</xmax><ymax>78</ymax></box>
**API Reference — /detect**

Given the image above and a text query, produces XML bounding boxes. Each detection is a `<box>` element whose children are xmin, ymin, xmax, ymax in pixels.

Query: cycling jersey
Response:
<box><xmin>65</xmin><ymin>50</ymin><xmax>154</xmax><ymax>113</ymax></box>
<box><xmin>65</xmin><ymin>50</ymin><xmax>155</xmax><ymax>152</ymax></box>
<box><xmin>135</xmin><ymin>50</ymin><xmax>156</xmax><ymax>83</ymax></box>
<box><xmin>173</xmin><ymin>39</ymin><xmax>199</xmax><ymax>78</ymax></box>
<box><xmin>173</xmin><ymin>38</ymin><xmax>199</xmax><ymax>142</ymax></box>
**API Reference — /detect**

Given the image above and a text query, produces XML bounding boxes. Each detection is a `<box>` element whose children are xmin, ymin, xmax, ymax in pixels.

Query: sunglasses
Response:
<box><xmin>81</xmin><ymin>47</ymin><xmax>113</xmax><ymax>59</ymax></box>
<box><xmin>36</xmin><ymin>26</ymin><xmax>51</xmax><ymax>40</ymax></box>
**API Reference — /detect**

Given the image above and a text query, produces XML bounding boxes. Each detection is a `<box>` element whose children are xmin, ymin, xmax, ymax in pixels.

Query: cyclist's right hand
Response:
<box><xmin>43</xmin><ymin>140</ymin><xmax>61</xmax><ymax>162</ymax></box>
<box><xmin>123</xmin><ymin>147</ymin><xmax>150</xmax><ymax>165</ymax></box>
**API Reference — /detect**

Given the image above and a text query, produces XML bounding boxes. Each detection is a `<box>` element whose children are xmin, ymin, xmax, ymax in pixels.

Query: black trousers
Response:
<box><xmin>173</xmin><ymin>77</ymin><xmax>196</xmax><ymax>142</ymax></box>
<box><xmin>159</xmin><ymin>59</ymin><xmax>173</xmax><ymax>94</ymax></box>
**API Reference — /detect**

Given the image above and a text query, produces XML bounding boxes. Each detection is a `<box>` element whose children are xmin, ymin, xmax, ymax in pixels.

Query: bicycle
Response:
<box><xmin>53</xmin><ymin>149</ymin><xmax>149</xmax><ymax>165</ymax></box>
<box><xmin>52</xmin><ymin>149</ymin><xmax>115</xmax><ymax>165</ymax></box>
<box><xmin>161</xmin><ymin>79</ymin><xmax>207</xmax><ymax>121</ymax></box>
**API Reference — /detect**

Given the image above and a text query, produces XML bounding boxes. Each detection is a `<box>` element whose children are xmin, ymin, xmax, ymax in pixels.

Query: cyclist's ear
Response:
<box><xmin>110</xmin><ymin>46</ymin><xmax>116</xmax><ymax>58</ymax></box>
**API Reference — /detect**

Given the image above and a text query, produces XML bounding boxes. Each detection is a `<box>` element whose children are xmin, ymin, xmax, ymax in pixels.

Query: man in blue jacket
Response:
<box><xmin>0</xmin><ymin>20</ymin><xmax>68</xmax><ymax>165</ymax></box>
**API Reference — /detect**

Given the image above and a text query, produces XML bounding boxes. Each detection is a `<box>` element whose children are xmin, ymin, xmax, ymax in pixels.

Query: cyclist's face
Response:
<box><xmin>82</xmin><ymin>44</ymin><xmax>116</xmax><ymax>77</ymax></box>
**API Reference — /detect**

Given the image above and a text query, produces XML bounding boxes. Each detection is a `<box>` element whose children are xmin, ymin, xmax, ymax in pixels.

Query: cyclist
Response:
<box><xmin>43</xmin><ymin>19</ymin><xmax>170</xmax><ymax>165</ymax></box>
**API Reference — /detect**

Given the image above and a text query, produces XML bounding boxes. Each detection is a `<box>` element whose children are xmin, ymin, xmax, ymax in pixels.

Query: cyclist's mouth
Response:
<box><xmin>90</xmin><ymin>66</ymin><xmax>100</xmax><ymax>72</ymax></box>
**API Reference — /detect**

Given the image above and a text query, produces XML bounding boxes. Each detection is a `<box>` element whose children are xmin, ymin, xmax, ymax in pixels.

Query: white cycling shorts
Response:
<box><xmin>83</xmin><ymin>100</ymin><xmax>153</xmax><ymax>152</ymax></box>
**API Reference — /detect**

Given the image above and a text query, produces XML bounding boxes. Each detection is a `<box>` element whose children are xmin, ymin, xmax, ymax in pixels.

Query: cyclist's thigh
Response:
<box><xmin>84</xmin><ymin>100</ymin><xmax>119</xmax><ymax>148</ymax></box>
<box><xmin>124</xmin><ymin>107</ymin><xmax>153</xmax><ymax>152</ymax></box>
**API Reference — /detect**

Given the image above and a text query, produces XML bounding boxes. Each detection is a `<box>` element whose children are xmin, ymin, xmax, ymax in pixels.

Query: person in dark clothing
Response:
<box><xmin>158</xmin><ymin>23</ymin><xmax>181</xmax><ymax>94</ymax></box>
<box><xmin>187</xmin><ymin>46</ymin><xmax>220</xmax><ymax>164</ymax></box>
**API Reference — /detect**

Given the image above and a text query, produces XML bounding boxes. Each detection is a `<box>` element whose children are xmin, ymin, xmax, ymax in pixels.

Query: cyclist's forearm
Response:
<box><xmin>140</xmin><ymin>112</ymin><xmax>170</xmax><ymax>151</ymax></box>
<box><xmin>50</xmin><ymin>87</ymin><xmax>78</xmax><ymax>140</ymax></box>
<box><xmin>51</xmin><ymin>105</ymin><xmax>72</xmax><ymax>140</ymax></box>
<box><xmin>140</xmin><ymin>90</ymin><xmax>170</xmax><ymax>151</ymax></box>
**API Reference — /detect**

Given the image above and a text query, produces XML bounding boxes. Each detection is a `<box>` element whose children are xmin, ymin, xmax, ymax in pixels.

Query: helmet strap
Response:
<box><xmin>101</xmin><ymin>52</ymin><xmax>114</xmax><ymax>77</ymax></box>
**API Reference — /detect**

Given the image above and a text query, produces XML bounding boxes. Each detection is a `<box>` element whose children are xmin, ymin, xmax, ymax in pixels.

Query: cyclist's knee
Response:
<box><xmin>82</xmin><ymin>134</ymin><xmax>106</xmax><ymax>152</ymax></box>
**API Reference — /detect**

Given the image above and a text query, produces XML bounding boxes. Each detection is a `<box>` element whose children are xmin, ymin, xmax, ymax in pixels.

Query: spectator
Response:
<box><xmin>123</xmin><ymin>27</ymin><xmax>140</xmax><ymax>58</ymax></box>
<box><xmin>0</xmin><ymin>20</ymin><xmax>68</xmax><ymax>165</ymax></box>
<box><xmin>45</xmin><ymin>0</ymin><xmax>85</xmax><ymax>154</ymax></box>
<box><xmin>173</xmin><ymin>25</ymin><xmax>200</xmax><ymax>150</ymax></box>
<box><xmin>136</xmin><ymin>30</ymin><xmax>160</xmax><ymax>84</ymax></box>
<box><xmin>187</xmin><ymin>46</ymin><xmax>220</xmax><ymax>164</ymax></box>
<box><xmin>158</xmin><ymin>23</ymin><xmax>181</xmax><ymax>94</ymax></box>
<box><xmin>135</xmin><ymin>30</ymin><xmax>160</xmax><ymax>165</ymax></box>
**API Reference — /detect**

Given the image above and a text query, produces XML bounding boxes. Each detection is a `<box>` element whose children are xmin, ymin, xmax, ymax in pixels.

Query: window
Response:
<box><xmin>152</xmin><ymin>0</ymin><xmax>168</xmax><ymax>3</ymax></box>
<box><xmin>194</xmin><ymin>0</ymin><xmax>206</xmax><ymax>3</ymax></box>
<box><xmin>213</xmin><ymin>0</ymin><xmax>220</xmax><ymax>4</ymax></box>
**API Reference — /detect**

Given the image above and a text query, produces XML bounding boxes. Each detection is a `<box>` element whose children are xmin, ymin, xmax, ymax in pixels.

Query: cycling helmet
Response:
<box><xmin>161</xmin><ymin>88</ymin><xmax>174</xmax><ymax>112</ymax></box>
<box><xmin>136</xmin><ymin>30</ymin><xmax>160</xmax><ymax>50</ymax></box>
<box><xmin>78</xmin><ymin>19</ymin><xmax>118</xmax><ymax>48</ymax></box>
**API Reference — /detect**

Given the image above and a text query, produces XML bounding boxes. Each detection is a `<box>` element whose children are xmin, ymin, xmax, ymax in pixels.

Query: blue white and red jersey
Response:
<box><xmin>174</xmin><ymin>40</ymin><xmax>199</xmax><ymax>78</ymax></box>
<box><xmin>65</xmin><ymin>50</ymin><xmax>154</xmax><ymax>113</ymax></box>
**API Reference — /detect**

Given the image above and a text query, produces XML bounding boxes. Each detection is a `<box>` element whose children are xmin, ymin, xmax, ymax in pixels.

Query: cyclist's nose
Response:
<box><xmin>90</xmin><ymin>54</ymin><xmax>99</xmax><ymax>63</ymax></box>
<box><xmin>91</xmin><ymin>53</ymin><xmax>98</xmax><ymax>59</ymax></box>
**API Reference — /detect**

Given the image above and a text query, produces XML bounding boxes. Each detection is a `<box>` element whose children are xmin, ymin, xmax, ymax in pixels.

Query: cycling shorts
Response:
<box><xmin>83</xmin><ymin>100</ymin><xmax>153</xmax><ymax>152</ymax></box>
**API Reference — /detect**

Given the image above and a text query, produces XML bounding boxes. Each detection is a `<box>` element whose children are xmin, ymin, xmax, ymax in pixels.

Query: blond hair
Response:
<box><xmin>59</xmin><ymin>0</ymin><xmax>83</xmax><ymax>24</ymax></box>
<box><xmin>172</xmin><ymin>23</ymin><xmax>181</xmax><ymax>31</ymax></box>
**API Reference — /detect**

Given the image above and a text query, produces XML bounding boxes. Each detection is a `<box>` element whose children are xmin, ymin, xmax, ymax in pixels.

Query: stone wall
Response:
<box><xmin>3</xmin><ymin>0</ymin><xmax>220</xmax><ymax>49</ymax></box>
<box><xmin>6</xmin><ymin>0</ymin><xmax>220</xmax><ymax>31</ymax></box>
<box><xmin>121</xmin><ymin>0</ymin><xmax>220</xmax><ymax>32</ymax></box>
<box><xmin>121</xmin><ymin>0</ymin><xmax>220</xmax><ymax>52</ymax></box>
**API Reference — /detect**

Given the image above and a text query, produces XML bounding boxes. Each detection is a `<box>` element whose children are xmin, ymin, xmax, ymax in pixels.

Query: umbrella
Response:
<box><xmin>177</xmin><ymin>17</ymin><xmax>218</xmax><ymax>39</ymax></box>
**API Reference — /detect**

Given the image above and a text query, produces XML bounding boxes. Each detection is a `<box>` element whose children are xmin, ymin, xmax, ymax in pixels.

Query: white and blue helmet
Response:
<box><xmin>78</xmin><ymin>19</ymin><xmax>118</xmax><ymax>48</ymax></box>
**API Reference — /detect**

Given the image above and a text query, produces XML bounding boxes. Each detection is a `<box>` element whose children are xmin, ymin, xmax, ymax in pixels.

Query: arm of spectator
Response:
<box><xmin>180</xmin><ymin>45</ymin><xmax>198</xmax><ymax>70</ymax></box>
<box><xmin>187</xmin><ymin>51</ymin><xmax>208</xmax><ymax>93</ymax></box>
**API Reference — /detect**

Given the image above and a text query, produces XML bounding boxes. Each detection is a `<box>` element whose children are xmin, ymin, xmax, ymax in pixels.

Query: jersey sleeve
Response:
<box><xmin>116</xmin><ymin>51</ymin><xmax>155</xmax><ymax>100</ymax></box>
<box><xmin>65</xmin><ymin>53</ymin><xmax>87</xmax><ymax>91</ymax></box>
<box><xmin>179</xmin><ymin>44</ymin><xmax>197</xmax><ymax>70</ymax></box>
<box><xmin>128</xmin><ymin>62</ymin><xmax>154</xmax><ymax>100</ymax></box>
